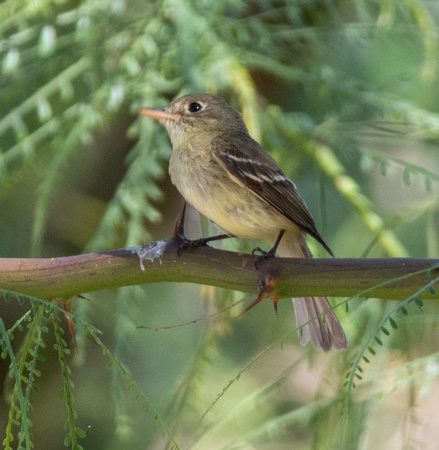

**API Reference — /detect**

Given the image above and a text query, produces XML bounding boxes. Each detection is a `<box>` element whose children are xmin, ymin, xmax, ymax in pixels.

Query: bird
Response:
<box><xmin>140</xmin><ymin>93</ymin><xmax>347</xmax><ymax>351</ymax></box>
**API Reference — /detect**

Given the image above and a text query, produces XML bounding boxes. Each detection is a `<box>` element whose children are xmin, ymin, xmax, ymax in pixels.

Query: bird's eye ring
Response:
<box><xmin>188</xmin><ymin>102</ymin><xmax>203</xmax><ymax>113</ymax></box>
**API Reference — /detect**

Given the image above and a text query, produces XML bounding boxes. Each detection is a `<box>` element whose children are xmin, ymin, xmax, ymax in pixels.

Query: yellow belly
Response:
<box><xmin>169</xmin><ymin>147</ymin><xmax>296</xmax><ymax>240</ymax></box>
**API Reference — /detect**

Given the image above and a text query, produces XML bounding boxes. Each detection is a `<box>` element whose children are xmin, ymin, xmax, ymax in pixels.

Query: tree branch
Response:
<box><xmin>0</xmin><ymin>240</ymin><xmax>438</xmax><ymax>300</ymax></box>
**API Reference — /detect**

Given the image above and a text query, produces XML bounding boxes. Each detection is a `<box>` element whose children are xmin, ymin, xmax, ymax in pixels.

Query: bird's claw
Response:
<box><xmin>169</xmin><ymin>202</ymin><xmax>233</xmax><ymax>254</ymax></box>
<box><xmin>251</xmin><ymin>230</ymin><xmax>285</xmax><ymax>269</ymax></box>
<box><xmin>176</xmin><ymin>234</ymin><xmax>233</xmax><ymax>254</ymax></box>
<box><xmin>177</xmin><ymin>236</ymin><xmax>210</xmax><ymax>253</ymax></box>
<box><xmin>252</xmin><ymin>246</ymin><xmax>277</xmax><ymax>269</ymax></box>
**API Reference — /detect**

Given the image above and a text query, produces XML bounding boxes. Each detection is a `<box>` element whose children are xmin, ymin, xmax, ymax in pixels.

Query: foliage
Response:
<box><xmin>1</xmin><ymin>293</ymin><xmax>179</xmax><ymax>450</ymax></box>
<box><xmin>1</xmin><ymin>0</ymin><xmax>439</xmax><ymax>448</ymax></box>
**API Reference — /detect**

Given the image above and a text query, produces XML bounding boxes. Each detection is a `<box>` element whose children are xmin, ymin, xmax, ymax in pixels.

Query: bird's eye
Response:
<box><xmin>188</xmin><ymin>102</ymin><xmax>203</xmax><ymax>113</ymax></box>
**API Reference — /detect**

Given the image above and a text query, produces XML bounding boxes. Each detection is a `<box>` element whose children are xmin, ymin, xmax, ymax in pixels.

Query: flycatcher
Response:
<box><xmin>140</xmin><ymin>93</ymin><xmax>347</xmax><ymax>351</ymax></box>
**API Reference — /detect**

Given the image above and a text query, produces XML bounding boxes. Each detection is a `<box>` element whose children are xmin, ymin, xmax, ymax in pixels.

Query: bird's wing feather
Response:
<box><xmin>212</xmin><ymin>134</ymin><xmax>333</xmax><ymax>256</ymax></box>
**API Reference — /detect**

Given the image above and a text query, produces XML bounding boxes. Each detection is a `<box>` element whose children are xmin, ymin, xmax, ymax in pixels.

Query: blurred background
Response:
<box><xmin>1</xmin><ymin>0</ymin><xmax>439</xmax><ymax>448</ymax></box>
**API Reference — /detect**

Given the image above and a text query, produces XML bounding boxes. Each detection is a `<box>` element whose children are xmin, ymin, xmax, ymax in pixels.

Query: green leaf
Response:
<box><xmin>38</xmin><ymin>25</ymin><xmax>57</xmax><ymax>57</ymax></box>
<box><xmin>380</xmin><ymin>160</ymin><xmax>390</xmax><ymax>176</ymax></box>
<box><xmin>425</xmin><ymin>175</ymin><xmax>432</xmax><ymax>191</ymax></box>
<box><xmin>75</xmin><ymin>427</ymin><xmax>86</xmax><ymax>438</ymax></box>
<box><xmin>402</xmin><ymin>167</ymin><xmax>411</xmax><ymax>185</ymax></box>
<box><xmin>415</xmin><ymin>297</ymin><xmax>424</xmax><ymax>307</ymax></box>
<box><xmin>2</xmin><ymin>48</ymin><xmax>20</xmax><ymax>75</ymax></box>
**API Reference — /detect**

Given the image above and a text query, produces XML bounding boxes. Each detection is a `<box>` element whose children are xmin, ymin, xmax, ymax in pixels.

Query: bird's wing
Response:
<box><xmin>212</xmin><ymin>134</ymin><xmax>333</xmax><ymax>256</ymax></box>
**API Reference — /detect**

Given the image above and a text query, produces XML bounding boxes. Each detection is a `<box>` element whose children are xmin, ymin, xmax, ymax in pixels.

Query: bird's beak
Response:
<box><xmin>139</xmin><ymin>108</ymin><xmax>181</xmax><ymax>123</ymax></box>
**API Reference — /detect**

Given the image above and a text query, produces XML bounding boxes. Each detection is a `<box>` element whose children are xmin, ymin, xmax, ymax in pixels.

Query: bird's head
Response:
<box><xmin>140</xmin><ymin>93</ymin><xmax>248</xmax><ymax>147</ymax></box>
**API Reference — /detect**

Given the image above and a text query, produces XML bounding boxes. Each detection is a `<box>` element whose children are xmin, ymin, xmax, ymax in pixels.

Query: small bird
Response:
<box><xmin>140</xmin><ymin>93</ymin><xmax>347</xmax><ymax>351</ymax></box>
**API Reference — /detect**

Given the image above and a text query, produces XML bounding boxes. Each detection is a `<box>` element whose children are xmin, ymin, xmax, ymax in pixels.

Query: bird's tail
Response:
<box><xmin>292</xmin><ymin>296</ymin><xmax>347</xmax><ymax>351</ymax></box>
<box><xmin>275</xmin><ymin>231</ymin><xmax>347</xmax><ymax>351</ymax></box>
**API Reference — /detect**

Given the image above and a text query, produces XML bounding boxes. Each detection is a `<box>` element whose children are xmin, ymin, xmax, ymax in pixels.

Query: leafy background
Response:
<box><xmin>1</xmin><ymin>0</ymin><xmax>439</xmax><ymax>448</ymax></box>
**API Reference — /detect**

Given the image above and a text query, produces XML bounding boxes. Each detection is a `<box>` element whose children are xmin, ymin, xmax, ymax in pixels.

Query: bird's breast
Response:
<box><xmin>168</xmin><ymin>144</ymin><xmax>295</xmax><ymax>239</ymax></box>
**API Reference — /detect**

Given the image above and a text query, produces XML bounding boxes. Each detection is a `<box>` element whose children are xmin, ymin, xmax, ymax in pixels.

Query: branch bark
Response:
<box><xmin>0</xmin><ymin>240</ymin><xmax>438</xmax><ymax>300</ymax></box>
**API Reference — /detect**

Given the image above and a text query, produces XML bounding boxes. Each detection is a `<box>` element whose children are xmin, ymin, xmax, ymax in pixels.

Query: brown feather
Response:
<box><xmin>212</xmin><ymin>134</ymin><xmax>334</xmax><ymax>256</ymax></box>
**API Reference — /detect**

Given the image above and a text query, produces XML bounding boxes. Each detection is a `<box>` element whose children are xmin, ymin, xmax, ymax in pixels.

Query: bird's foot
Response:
<box><xmin>252</xmin><ymin>246</ymin><xmax>277</xmax><ymax>269</ymax></box>
<box><xmin>251</xmin><ymin>229</ymin><xmax>285</xmax><ymax>269</ymax></box>
<box><xmin>169</xmin><ymin>202</ymin><xmax>234</xmax><ymax>254</ymax></box>
<box><xmin>177</xmin><ymin>234</ymin><xmax>231</xmax><ymax>253</ymax></box>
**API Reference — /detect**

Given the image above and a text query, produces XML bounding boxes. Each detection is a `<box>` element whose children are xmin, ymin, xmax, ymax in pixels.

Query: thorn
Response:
<box><xmin>272</xmin><ymin>296</ymin><xmax>280</xmax><ymax>317</ymax></box>
<box><xmin>176</xmin><ymin>201</ymin><xmax>187</xmax><ymax>239</ymax></box>
<box><xmin>171</xmin><ymin>201</ymin><xmax>188</xmax><ymax>244</ymax></box>
<box><xmin>238</xmin><ymin>275</ymin><xmax>280</xmax><ymax>317</ymax></box>
<box><xmin>61</xmin><ymin>300</ymin><xmax>78</xmax><ymax>352</ymax></box>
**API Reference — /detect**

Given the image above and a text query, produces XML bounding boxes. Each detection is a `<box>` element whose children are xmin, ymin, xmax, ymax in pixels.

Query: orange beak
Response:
<box><xmin>139</xmin><ymin>108</ymin><xmax>180</xmax><ymax>122</ymax></box>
